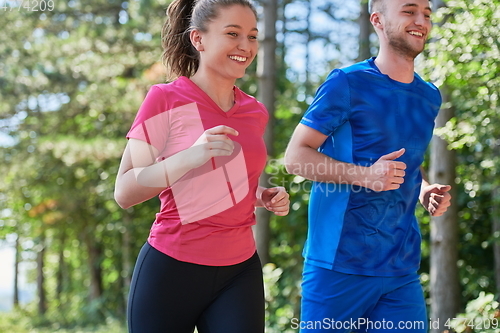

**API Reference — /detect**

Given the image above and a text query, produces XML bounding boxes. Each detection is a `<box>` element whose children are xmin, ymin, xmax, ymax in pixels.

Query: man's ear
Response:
<box><xmin>190</xmin><ymin>29</ymin><xmax>204</xmax><ymax>51</ymax></box>
<box><xmin>370</xmin><ymin>12</ymin><xmax>384</xmax><ymax>30</ymax></box>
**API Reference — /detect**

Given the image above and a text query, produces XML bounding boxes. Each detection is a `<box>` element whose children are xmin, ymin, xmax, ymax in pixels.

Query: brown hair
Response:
<box><xmin>161</xmin><ymin>0</ymin><xmax>257</xmax><ymax>81</ymax></box>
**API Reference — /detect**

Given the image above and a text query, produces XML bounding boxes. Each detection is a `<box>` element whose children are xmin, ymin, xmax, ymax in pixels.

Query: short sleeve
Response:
<box><xmin>300</xmin><ymin>69</ymin><xmax>351</xmax><ymax>136</ymax></box>
<box><xmin>256</xmin><ymin>101</ymin><xmax>269</xmax><ymax>134</ymax></box>
<box><xmin>428</xmin><ymin>81</ymin><xmax>442</xmax><ymax>114</ymax></box>
<box><xmin>127</xmin><ymin>85</ymin><xmax>171</xmax><ymax>153</ymax></box>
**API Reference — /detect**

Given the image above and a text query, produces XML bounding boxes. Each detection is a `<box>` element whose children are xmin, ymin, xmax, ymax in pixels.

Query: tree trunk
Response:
<box><xmin>84</xmin><ymin>233</ymin><xmax>103</xmax><ymax>302</ymax></box>
<box><xmin>13</xmin><ymin>233</ymin><xmax>20</xmax><ymax>308</ymax></box>
<box><xmin>357</xmin><ymin>0</ymin><xmax>372</xmax><ymax>62</ymax></box>
<box><xmin>37</xmin><ymin>230</ymin><xmax>47</xmax><ymax>315</ymax></box>
<box><xmin>255</xmin><ymin>0</ymin><xmax>277</xmax><ymax>266</ymax></box>
<box><xmin>56</xmin><ymin>229</ymin><xmax>65</xmax><ymax>301</ymax></box>
<box><xmin>493</xmin><ymin>187</ymin><xmax>500</xmax><ymax>298</ymax></box>
<box><xmin>429</xmin><ymin>88</ymin><xmax>460</xmax><ymax>332</ymax></box>
<box><xmin>433</xmin><ymin>0</ymin><xmax>447</xmax><ymax>10</ymax></box>
<box><xmin>492</xmin><ymin>147</ymin><xmax>500</xmax><ymax>300</ymax></box>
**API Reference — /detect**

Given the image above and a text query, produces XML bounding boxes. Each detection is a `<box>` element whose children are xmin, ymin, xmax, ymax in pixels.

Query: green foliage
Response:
<box><xmin>450</xmin><ymin>292</ymin><xmax>500</xmax><ymax>333</ymax></box>
<box><xmin>2</xmin><ymin>0</ymin><xmax>499</xmax><ymax>331</ymax></box>
<box><xmin>420</xmin><ymin>0</ymin><xmax>500</xmax><ymax>305</ymax></box>
<box><xmin>260</xmin><ymin>37</ymin><xmax>312</xmax><ymax>331</ymax></box>
<box><xmin>0</xmin><ymin>0</ymin><xmax>313</xmax><ymax>330</ymax></box>
<box><xmin>0</xmin><ymin>310</ymin><xmax>126</xmax><ymax>333</ymax></box>
<box><xmin>0</xmin><ymin>0</ymin><xmax>170</xmax><ymax>326</ymax></box>
<box><xmin>263</xmin><ymin>263</ymin><xmax>296</xmax><ymax>333</ymax></box>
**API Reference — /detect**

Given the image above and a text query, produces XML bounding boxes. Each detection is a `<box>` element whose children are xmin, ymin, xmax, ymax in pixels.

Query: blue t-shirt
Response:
<box><xmin>300</xmin><ymin>57</ymin><xmax>442</xmax><ymax>276</ymax></box>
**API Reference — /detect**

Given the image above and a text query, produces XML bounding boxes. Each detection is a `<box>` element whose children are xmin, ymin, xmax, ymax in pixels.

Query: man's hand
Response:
<box><xmin>365</xmin><ymin>149</ymin><xmax>406</xmax><ymax>191</ymax></box>
<box><xmin>419</xmin><ymin>184</ymin><xmax>452</xmax><ymax>216</ymax></box>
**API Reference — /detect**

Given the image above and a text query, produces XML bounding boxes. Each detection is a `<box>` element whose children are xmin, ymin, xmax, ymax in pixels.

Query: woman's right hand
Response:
<box><xmin>189</xmin><ymin>125</ymin><xmax>239</xmax><ymax>168</ymax></box>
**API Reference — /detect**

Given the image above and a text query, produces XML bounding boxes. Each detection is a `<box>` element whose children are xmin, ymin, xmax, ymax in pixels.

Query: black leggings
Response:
<box><xmin>127</xmin><ymin>242</ymin><xmax>265</xmax><ymax>333</ymax></box>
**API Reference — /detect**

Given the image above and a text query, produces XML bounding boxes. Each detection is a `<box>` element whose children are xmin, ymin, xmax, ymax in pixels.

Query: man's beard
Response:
<box><xmin>386</xmin><ymin>27</ymin><xmax>425</xmax><ymax>59</ymax></box>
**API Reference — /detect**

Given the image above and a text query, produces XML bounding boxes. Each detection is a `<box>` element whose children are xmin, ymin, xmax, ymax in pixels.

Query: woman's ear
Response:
<box><xmin>190</xmin><ymin>30</ymin><xmax>204</xmax><ymax>51</ymax></box>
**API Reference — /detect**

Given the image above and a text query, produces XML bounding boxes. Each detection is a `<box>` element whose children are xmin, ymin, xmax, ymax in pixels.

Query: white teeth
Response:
<box><xmin>229</xmin><ymin>55</ymin><xmax>247</xmax><ymax>62</ymax></box>
<box><xmin>409</xmin><ymin>31</ymin><xmax>423</xmax><ymax>37</ymax></box>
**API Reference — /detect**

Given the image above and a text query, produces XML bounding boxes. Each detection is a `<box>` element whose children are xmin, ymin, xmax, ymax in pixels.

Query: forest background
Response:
<box><xmin>0</xmin><ymin>0</ymin><xmax>499</xmax><ymax>332</ymax></box>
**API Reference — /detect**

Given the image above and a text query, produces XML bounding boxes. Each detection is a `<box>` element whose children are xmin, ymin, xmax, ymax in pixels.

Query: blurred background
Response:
<box><xmin>0</xmin><ymin>0</ymin><xmax>499</xmax><ymax>332</ymax></box>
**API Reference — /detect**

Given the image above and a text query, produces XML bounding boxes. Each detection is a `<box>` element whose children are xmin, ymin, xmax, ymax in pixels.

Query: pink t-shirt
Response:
<box><xmin>126</xmin><ymin>77</ymin><xmax>268</xmax><ymax>266</ymax></box>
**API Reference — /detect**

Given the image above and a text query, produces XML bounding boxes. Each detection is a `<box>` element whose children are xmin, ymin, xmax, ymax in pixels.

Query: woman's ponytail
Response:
<box><xmin>161</xmin><ymin>0</ymin><xmax>198</xmax><ymax>80</ymax></box>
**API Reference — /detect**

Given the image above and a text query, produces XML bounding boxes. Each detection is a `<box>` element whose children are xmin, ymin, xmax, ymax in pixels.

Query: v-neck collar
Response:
<box><xmin>181</xmin><ymin>76</ymin><xmax>240</xmax><ymax>118</ymax></box>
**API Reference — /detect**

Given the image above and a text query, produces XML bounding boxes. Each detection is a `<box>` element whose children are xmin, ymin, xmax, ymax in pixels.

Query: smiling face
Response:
<box><xmin>191</xmin><ymin>4</ymin><xmax>258</xmax><ymax>81</ymax></box>
<box><xmin>373</xmin><ymin>0</ymin><xmax>433</xmax><ymax>59</ymax></box>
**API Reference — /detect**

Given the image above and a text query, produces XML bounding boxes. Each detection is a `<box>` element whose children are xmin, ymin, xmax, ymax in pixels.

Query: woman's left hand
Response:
<box><xmin>261</xmin><ymin>187</ymin><xmax>290</xmax><ymax>216</ymax></box>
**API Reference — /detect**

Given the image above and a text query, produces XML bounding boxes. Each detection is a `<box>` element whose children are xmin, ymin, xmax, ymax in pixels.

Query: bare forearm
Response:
<box><xmin>115</xmin><ymin>147</ymin><xmax>198</xmax><ymax>209</ymax></box>
<box><xmin>115</xmin><ymin>126</ymin><xmax>239</xmax><ymax>209</ymax></box>
<box><xmin>114</xmin><ymin>170</ymin><xmax>164</xmax><ymax>208</ymax></box>
<box><xmin>420</xmin><ymin>166</ymin><xmax>430</xmax><ymax>188</ymax></box>
<box><xmin>285</xmin><ymin>146</ymin><xmax>366</xmax><ymax>185</ymax></box>
<box><xmin>136</xmin><ymin>148</ymin><xmax>198</xmax><ymax>188</ymax></box>
<box><xmin>285</xmin><ymin>124</ymin><xmax>406</xmax><ymax>192</ymax></box>
<box><xmin>255</xmin><ymin>186</ymin><xmax>266</xmax><ymax>207</ymax></box>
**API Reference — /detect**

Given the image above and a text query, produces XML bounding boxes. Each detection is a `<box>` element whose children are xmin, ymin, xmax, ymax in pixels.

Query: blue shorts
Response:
<box><xmin>298</xmin><ymin>264</ymin><xmax>427</xmax><ymax>332</ymax></box>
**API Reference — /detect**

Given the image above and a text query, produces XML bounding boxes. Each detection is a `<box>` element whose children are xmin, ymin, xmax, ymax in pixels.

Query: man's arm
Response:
<box><xmin>284</xmin><ymin>124</ymin><xmax>407</xmax><ymax>192</ymax></box>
